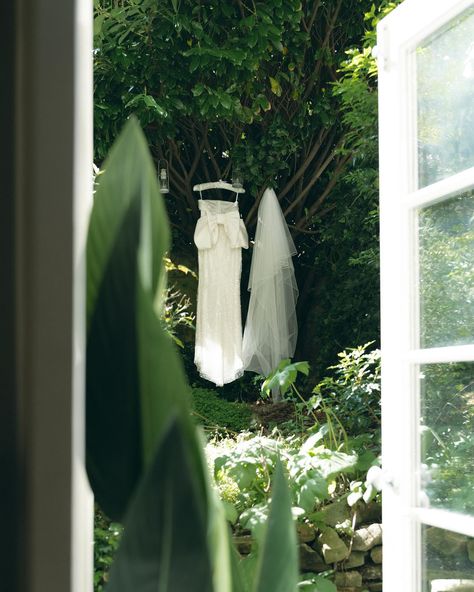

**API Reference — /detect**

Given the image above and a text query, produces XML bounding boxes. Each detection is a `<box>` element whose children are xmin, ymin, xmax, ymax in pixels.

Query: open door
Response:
<box><xmin>378</xmin><ymin>1</ymin><xmax>474</xmax><ymax>591</ymax></box>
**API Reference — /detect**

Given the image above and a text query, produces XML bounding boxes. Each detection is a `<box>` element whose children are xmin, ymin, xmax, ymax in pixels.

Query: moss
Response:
<box><xmin>191</xmin><ymin>388</ymin><xmax>253</xmax><ymax>432</ymax></box>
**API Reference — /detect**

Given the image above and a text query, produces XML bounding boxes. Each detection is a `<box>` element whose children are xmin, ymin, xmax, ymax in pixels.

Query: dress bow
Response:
<box><xmin>194</xmin><ymin>209</ymin><xmax>248</xmax><ymax>250</ymax></box>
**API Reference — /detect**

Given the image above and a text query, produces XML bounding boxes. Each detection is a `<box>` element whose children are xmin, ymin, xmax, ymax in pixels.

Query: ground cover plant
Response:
<box><xmin>191</xmin><ymin>387</ymin><xmax>255</xmax><ymax>433</ymax></box>
<box><xmin>202</xmin><ymin>344</ymin><xmax>383</xmax><ymax>590</ymax></box>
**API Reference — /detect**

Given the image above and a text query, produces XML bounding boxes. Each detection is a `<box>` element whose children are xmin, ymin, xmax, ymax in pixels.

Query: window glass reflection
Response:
<box><xmin>419</xmin><ymin>192</ymin><xmax>474</xmax><ymax>349</ymax></box>
<box><xmin>420</xmin><ymin>363</ymin><xmax>474</xmax><ymax>515</ymax></box>
<box><xmin>417</xmin><ymin>8</ymin><xmax>474</xmax><ymax>188</ymax></box>
<box><xmin>422</xmin><ymin>525</ymin><xmax>474</xmax><ymax>592</ymax></box>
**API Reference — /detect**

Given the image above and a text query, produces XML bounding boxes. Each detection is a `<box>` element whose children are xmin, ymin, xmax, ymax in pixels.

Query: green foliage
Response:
<box><xmin>298</xmin><ymin>0</ymin><xmax>402</xmax><ymax>375</ymax></box>
<box><xmin>192</xmin><ymin>388</ymin><xmax>254</xmax><ymax>433</ymax></box>
<box><xmin>92</xmin><ymin>0</ymin><xmax>404</xmax><ymax>377</ymax></box>
<box><xmin>298</xmin><ymin>575</ymin><xmax>336</xmax><ymax>592</ymax></box>
<box><xmin>312</xmin><ymin>343</ymin><xmax>381</xmax><ymax>437</ymax></box>
<box><xmin>419</xmin><ymin>193</ymin><xmax>474</xmax><ymax>348</ymax></box>
<box><xmin>86</xmin><ymin>116</ymin><xmax>175</xmax><ymax>519</ymax></box>
<box><xmin>161</xmin><ymin>257</ymin><xmax>196</xmax><ymax>348</ymax></box>
<box><xmin>94</xmin><ymin>507</ymin><xmax>123</xmax><ymax>591</ymax></box>
<box><xmin>261</xmin><ymin>360</ymin><xmax>309</xmax><ymax>399</ymax></box>
<box><xmin>254</xmin><ymin>461</ymin><xmax>299</xmax><ymax>592</ymax></box>
<box><xmin>210</xmin><ymin>430</ymin><xmax>374</xmax><ymax>534</ymax></box>
<box><xmin>87</xmin><ymin>119</ymin><xmax>299</xmax><ymax>592</ymax></box>
<box><xmin>93</xmin><ymin>0</ymin><xmax>379</xmax><ymax>239</ymax></box>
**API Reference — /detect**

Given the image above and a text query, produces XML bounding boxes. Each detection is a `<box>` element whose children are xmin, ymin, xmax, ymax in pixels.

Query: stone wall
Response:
<box><xmin>234</xmin><ymin>500</ymin><xmax>384</xmax><ymax>592</ymax></box>
<box><xmin>297</xmin><ymin>520</ymin><xmax>383</xmax><ymax>592</ymax></box>
<box><xmin>234</xmin><ymin>505</ymin><xmax>474</xmax><ymax>591</ymax></box>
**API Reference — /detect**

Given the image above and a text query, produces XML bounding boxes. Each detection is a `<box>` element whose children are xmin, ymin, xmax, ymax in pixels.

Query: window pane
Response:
<box><xmin>422</xmin><ymin>525</ymin><xmax>474</xmax><ymax>592</ymax></box>
<box><xmin>420</xmin><ymin>363</ymin><xmax>474</xmax><ymax>514</ymax></box>
<box><xmin>419</xmin><ymin>192</ymin><xmax>474</xmax><ymax>349</ymax></box>
<box><xmin>417</xmin><ymin>8</ymin><xmax>474</xmax><ymax>188</ymax></box>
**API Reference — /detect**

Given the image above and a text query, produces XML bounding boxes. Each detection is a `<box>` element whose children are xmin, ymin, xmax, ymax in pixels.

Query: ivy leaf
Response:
<box><xmin>269</xmin><ymin>76</ymin><xmax>282</xmax><ymax>97</ymax></box>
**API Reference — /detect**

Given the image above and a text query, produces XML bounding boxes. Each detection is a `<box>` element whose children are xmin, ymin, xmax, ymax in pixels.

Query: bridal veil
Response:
<box><xmin>242</xmin><ymin>188</ymin><xmax>299</xmax><ymax>376</ymax></box>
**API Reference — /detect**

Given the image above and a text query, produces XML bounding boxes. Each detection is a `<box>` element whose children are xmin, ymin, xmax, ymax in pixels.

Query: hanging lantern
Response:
<box><xmin>158</xmin><ymin>159</ymin><xmax>170</xmax><ymax>194</ymax></box>
<box><xmin>231</xmin><ymin>166</ymin><xmax>243</xmax><ymax>190</ymax></box>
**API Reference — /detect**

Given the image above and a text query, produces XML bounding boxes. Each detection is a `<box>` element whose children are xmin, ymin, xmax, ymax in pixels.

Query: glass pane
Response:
<box><xmin>419</xmin><ymin>192</ymin><xmax>474</xmax><ymax>349</ymax></box>
<box><xmin>422</xmin><ymin>525</ymin><xmax>474</xmax><ymax>592</ymax></box>
<box><xmin>417</xmin><ymin>7</ymin><xmax>474</xmax><ymax>188</ymax></box>
<box><xmin>420</xmin><ymin>362</ymin><xmax>474</xmax><ymax>514</ymax></box>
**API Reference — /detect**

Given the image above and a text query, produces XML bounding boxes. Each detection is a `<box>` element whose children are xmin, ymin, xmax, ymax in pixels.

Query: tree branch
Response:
<box><xmin>296</xmin><ymin>153</ymin><xmax>351</xmax><ymax>231</ymax></box>
<box><xmin>306</xmin><ymin>0</ymin><xmax>322</xmax><ymax>33</ymax></box>
<box><xmin>301</xmin><ymin>0</ymin><xmax>342</xmax><ymax>104</ymax></box>
<box><xmin>284</xmin><ymin>133</ymin><xmax>340</xmax><ymax>217</ymax></box>
<box><xmin>278</xmin><ymin>127</ymin><xmax>329</xmax><ymax>201</ymax></box>
<box><xmin>202</xmin><ymin>125</ymin><xmax>222</xmax><ymax>180</ymax></box>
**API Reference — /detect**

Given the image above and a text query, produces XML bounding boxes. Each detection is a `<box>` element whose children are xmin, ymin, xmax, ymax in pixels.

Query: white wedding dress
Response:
<box><xmin>194</xmin><ymin>199</ymin><xmax>249</xmax><ymax>386</ymax></box>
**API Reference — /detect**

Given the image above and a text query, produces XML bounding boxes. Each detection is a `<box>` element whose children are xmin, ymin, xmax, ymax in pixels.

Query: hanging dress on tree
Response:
<box><xmin>194</xmin><ymin>199</ymin><xmax>249</xmax><ymax>386</ymax></box>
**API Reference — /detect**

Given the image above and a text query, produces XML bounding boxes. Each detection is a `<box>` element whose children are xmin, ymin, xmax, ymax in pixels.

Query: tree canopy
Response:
<box><xmin>94</xmin><ymin>0</ymin><xmax>401</xmax><ymax>374</ymax></box>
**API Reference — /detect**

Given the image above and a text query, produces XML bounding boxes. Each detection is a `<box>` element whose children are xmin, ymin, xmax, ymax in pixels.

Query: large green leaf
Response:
<box><xmin>106</xmin><ymin>418</ymin><xmax>213</xmax><ymax>592</ymax></box>
<box><xmin>86</xmin><ymin>193</ymin><xmax>142</xmax><ymax>519</ymax></box>
<box><xmin>87</xmin><ymin>116</ymin><xmax>167</xmax><ymax>331</ymax></box>
<box><xmin>86</xmin><ymin>117</ymin><xmax>173</xmax><ymax>519</ymax></box>
<box><xmin>253</xmin><ymin>461</ymin><xmax>298</xmax><ymax>592</ymax></box>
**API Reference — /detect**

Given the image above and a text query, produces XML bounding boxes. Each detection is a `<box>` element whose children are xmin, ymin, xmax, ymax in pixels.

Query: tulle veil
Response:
<box><xmin>242</xmin><ymin>188</ymin><xmax>299</xmax><ymax>377</ymax></box>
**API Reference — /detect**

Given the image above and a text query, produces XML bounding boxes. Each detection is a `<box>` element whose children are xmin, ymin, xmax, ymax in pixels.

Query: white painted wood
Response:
<box><xmin>193</xmin><ymin>180</ymin><xmax>246</xmax><ymax>194</ymax></box>
<box><xmin>378</xmin><ymin>11</ymin><xmax>419</xmax><ymax>592</ymax></box>
<box><xmin>378</xmin><ymin>0</ymin><xmax>474</xmax><ymax>62</ymax></box>
<box><xmin>378</xmin><ymin>1</ymin><xmax>474</xmax><ymax>591</ymax></box>
<box><xmin>72</xmin><ymin>1</ymin><xmax>94</xmax><ymax>591</ymax></box>
<box><xmin>412</xmin><ymin>508</ymin><xmax>474</xmax><ymax>538</ymax></box>
<box><xmin>15</xmin><ymin>0</ymin><xmax>94</xmax><ymax>590</ymax></box>
<box><xmin>406</xmin><ymin>345</ymin><xmax>474</xmax><ymax>364</ymax></box>
<box><xmin>402</xmin><ymin>166</ymin><xmax>474</xmax><ymax>209</ymax></box>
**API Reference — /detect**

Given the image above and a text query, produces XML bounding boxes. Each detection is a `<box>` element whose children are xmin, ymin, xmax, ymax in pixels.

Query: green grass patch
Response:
<box><xmin>191</xmin><ymin>388</ymin><xmax>253</xmax><ymax>433</ymax></box>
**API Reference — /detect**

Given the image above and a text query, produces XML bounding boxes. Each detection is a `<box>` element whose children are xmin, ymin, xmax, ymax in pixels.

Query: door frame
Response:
<box><xmin>4</xmin><ymin>0</ymin><xmax>94</xmax><ymax>590</ymax></box>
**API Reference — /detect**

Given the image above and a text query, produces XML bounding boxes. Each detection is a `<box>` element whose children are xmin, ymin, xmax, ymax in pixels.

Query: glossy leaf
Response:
<box><xmin>86</xmin><ymin>117</ymin><xmax>179</xmax><ymax>519</ymax></box>
<box><xmin>261</xmin><ymin>359</ymin><xmax>309</xmax><ymax>398</ymax></box>
<box><xmin>106</xmin><ymin>419</ymin><xmax>213</xmax><ymax>592</ymax></box>
<box><xmin>253</xmin><ymin>461</ymin><xmax>298</xmax><ymax>592</ymax></box>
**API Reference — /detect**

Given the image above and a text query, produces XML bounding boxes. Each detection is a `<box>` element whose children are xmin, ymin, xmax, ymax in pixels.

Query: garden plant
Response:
<box><xmin>88</xmin><ymin>2</ymin><xmax>412</xmax><ymax>591</ymax></box>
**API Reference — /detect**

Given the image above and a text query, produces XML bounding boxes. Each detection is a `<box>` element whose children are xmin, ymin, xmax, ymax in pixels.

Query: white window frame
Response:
<box><xmin>378</xmin><ymin>1</ymin><xmax>474</xmax><ymax>591</ymax></box>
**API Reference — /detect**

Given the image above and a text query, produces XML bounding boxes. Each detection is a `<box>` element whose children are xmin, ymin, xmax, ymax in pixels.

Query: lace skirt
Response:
<box><xmin>194</xmin><ymin>200</ymin><xmax>248</xmax><ymax>386</ymax></box>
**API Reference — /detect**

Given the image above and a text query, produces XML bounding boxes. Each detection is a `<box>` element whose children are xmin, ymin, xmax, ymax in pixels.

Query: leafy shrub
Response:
<box><xmin>94</xmin><ymin>507</ymin><xmax>123</xmax><ymax>591</ymax></box>
<box><xmin>191</xmin><ymin>388</ymin><xmax>254</xmax><ymax>432</ymax></box>
<box><xmin>160</xmin><ymin>257</ymin><xmax>196</xmax><ymax>348</ymax></box>
<box><xmin>208</xmin><ymin>429</ymin><xmax>380</xmax><ymax>537</ymax></box>
<box><xmin>312</xmin><ymin>342</ymin><xmax>381</xmax><ymax>437</ymax></box>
